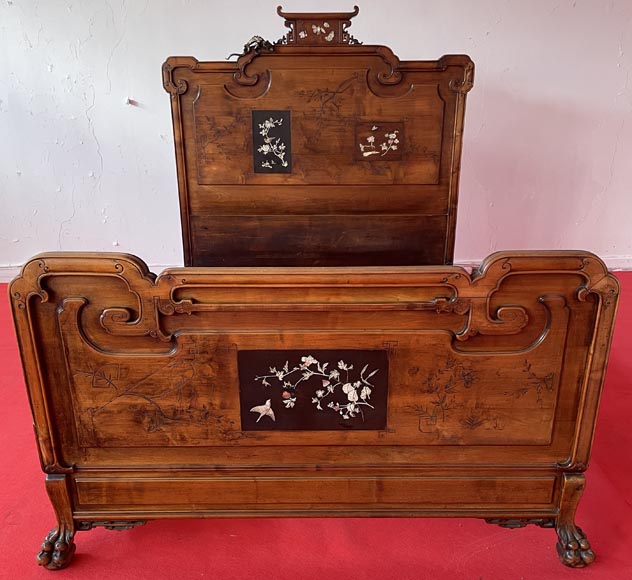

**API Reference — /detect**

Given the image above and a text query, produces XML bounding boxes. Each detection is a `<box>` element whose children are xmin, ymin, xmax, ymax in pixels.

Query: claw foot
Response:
<box><xmin>556</xmin><ymin>525</ymin><xmax>595</xmax><ymax>568</ymax></box>
<box><xmin>36</xmin><ymin>527</ymin><xmax>76</xmax><ymax>570</ymax></box>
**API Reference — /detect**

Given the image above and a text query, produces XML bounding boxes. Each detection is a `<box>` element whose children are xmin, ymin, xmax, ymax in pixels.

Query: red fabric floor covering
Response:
<box><xmin>1</xmin><ymin>274</ymin><xmax>631</xmax><ymax>580</ymax></box>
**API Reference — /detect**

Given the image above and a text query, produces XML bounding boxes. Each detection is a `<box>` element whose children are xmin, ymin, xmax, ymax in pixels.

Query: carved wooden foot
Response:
<box><xmin>36</xmin><ymin>527</ymin><xmax>76</xmax><ymax>570</ymax></box>
<box><xmin>556</xmin><ymin>524</ymin><xmax>594</xmax><ymax>568</ymax></box>
<box><xmin>556</xmin><ymin>473</ymin><xmax>595</xmax><ymax>568</ymax></box>
<box><xmin>38</xmin><ymin>474</ymin><xmax>77</xmax><ymax>570</ymax></box>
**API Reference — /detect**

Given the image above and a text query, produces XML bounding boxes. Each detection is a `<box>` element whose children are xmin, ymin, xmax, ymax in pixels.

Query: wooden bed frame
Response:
<box><xmin>10</xmin><ymin>250</ymin><xmax>619</xmax><ymax>569</ymax></box>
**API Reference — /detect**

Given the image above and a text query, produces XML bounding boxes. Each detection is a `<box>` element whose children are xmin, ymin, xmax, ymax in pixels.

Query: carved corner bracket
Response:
<box><xmin>365</xmin><ymin>46</ymin><xmax>411</xmax><ymax>97</ymax></box>
<box><xmin>577</xmin><ymin>272</ymin><xmax>620</xmax><ymax>311</ymax></box>
<box><xmin>162</xmin><ymin>57</ymin><xmax>199</xmax><ymax>98</ymax></box>
<box><xmin>10</xmin><ymin>258</ymin><xmax>51</xmax><ymax>310</ymax></box>
<box><xmin>162</xmin><ymin>63</ymin><xmax>188</xmax><ymax>98</ymax></box>
<box><xmin>449</xmin><ymin>59</ymin><xmax>474</xmax><ymax>94</ymax></box>
<box><xmin>225</xmin><ymin>56</ymin><xmax>272</xmax><ymax>99</ymax></box>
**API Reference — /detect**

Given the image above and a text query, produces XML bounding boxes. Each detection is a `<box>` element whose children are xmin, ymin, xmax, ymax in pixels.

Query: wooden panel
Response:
<box><xmin>9</xmin><ymin>248</ymin><xmax>619</xmax><ymax>568</ymax></box>
<box><xmin>193</xmin><ymin>80</ymin><xmax>443</xmax><ymax>185</ymax></box>
<box><xmin>164</xmin><ymin>7</ymin><xmax>474</xmax><ymax>265</ymax></box>
<box><xmin>10</xmin><ymin>250</ymin><xmax>619</xmax><ymax>456</ymax></box>
<box><xmin>187</xmin><ymin>185</ymin><xmax>449</xmax><ymax>216</ymax></box>
<box><xmin>237</xmin><ymin>349</ymin><xmax>389</xmax><ymax>431</ymax></box>
<box><xmin>75</xmin><ymin>476</ymin><xmax>556</xmax><ymax>508</ymax></box>
<box><xmin>189</xmin><ymin>215</ymin><xmax>448</xmax><ymax>266</ymax></box>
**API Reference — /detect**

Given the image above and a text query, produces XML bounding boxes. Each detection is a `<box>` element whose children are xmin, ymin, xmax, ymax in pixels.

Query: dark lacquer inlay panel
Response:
<box><xmin>238</xmin><ymin>350</ymin><xmax>389</xmax><ymax>430</ymax></box>
<box><xmin>252</xmin><ymin>110</ymin><xmax>292</xmax><ymax>173</ymax></box>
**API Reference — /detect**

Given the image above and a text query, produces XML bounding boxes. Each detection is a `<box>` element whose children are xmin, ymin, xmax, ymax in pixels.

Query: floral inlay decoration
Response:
<box><xmin>355</xmin><ymin>122</ymin><xmax>404</xmax><ymax>161</ymax></box>
<box><xmin>238</xmin><ymin>349</ymin><xmax>389</xmax><ymax>431</ymax></box>
<box><xmin>252</xmin><ymin>110</ymin><xmax>292</xmax><ymax>174</ymax></box>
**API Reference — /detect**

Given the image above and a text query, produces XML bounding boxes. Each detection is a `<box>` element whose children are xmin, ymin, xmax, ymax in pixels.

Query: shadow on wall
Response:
<box><xmin>457</xmin><ymin>86</ymin><xmax>615</xmax><ymax>259</ymax></box>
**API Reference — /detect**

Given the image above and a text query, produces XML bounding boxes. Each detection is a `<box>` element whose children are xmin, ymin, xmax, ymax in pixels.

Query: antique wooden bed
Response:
<box><xmin>10</xmin><ymin>5</ymin><xmax>620</xmax><ymax>572</ymax></box>
<box><xmin>10</xmin><ymin>250</ymin><xmax>619</xmax><ymax>569</ymax></box>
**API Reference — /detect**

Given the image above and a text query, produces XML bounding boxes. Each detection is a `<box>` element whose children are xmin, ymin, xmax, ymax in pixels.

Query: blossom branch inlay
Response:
<box><xmin>358</xmin><ymin>125</ymin><xmax>401</xmax><ymax>158</ymax></box>
<box><xmin>257</xmin><ymin>117</ymin><xmax>288</xmax><ymax>169</ymax></box>
<box><xmin>254</xmin><ymin>354</ymin><xmax>379</xmax><ymax>422</ymax></box>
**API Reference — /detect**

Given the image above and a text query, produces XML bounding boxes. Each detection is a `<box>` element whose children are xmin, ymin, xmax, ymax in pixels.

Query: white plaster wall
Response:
<box><xmin>1</xmin><ymin>0</ymin><xmax>631</xmax><ymax>279</ymax></box>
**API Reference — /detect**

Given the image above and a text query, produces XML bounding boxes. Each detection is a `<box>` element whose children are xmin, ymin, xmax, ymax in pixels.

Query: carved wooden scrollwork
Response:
<box><xmin>365</xmin><ymin>46</ymin><xmax>413</xmax><ymax>98</ymax></box>
<box><xmin>374</xmin><ymin>46</ymin><xmax>403</xmax><ymax>85</ymax></box>
<box><xmin>232</xmin><ymin>52</ymin><xmax>271</xmax><ymax>88</ymax></box>
<box><xmin>11</xmin><ymin>251</ymin><xmax>617</xmax><ymax>354</ymax></box>
<box><xmin>162</xmin><ymin>57</ymin><xmax>200</xmax><ymax>99</ymax></box>
<box><xmin>449</xmin><ymin>60</ymin><xmax>474</xmax><ymax>94</ymax></box>
<box><xmin>577</xmin><ymin>274</ymin><xmax>620</xmax><ymax>310</ymax></box>
<box><xmin>100</xmin><ymin>304</ymin><xmax>172</xmax><ymax>343</ymax></box>
<box><xmin>162</xmin><ymin>62</ymin><xmax>188</xmax><ymax>98</ymax></box>
<box><xmin>223</xmin><ymin>42</ymin><xmax>272</xmax><ymax>97</ymax></box>
<box><xmin>10</xmin><ymin>258</ymin><xmax>51</xmax><ymax>309</ymax></box>
<box><xmin>456</xmin><ymin>301</ymin><xmax>529</xmax><ymax>341</ymax></box>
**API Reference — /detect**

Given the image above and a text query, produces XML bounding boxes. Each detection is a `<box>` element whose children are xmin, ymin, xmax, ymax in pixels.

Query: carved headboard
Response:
<box><xmin>163</xmin><ymin>6</ymin><xmax>474</xmax><ymax>267</ymax></box>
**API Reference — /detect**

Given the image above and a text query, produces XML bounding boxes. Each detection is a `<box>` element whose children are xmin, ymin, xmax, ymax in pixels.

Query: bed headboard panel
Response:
<box><xmin>163</xmin><ymin>7</ymin><xmax>474</xmax><ymax>267</ymax></box>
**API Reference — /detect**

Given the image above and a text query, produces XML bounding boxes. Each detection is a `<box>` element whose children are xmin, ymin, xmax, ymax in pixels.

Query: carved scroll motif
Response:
<box><xmin>373</xmin><ymin>46</ymin><xmax>404</xmax><ymax>86</ymax></box>
<box><xmin>365</xmin><ymin>46</ymin><xmax>413</xmax><ymax>98</ymax></box>
<box><xmin>10</xmin><ymin>251</ymin><xmax>618</xmax><ymax>353</ymax></box>
<box><xmin>577</xmin><ymin>271</ymin><xmax>620</xmax><ymax>311</ymax></box>
<box><xmin>224</xmin><ymin>52</ymin><xmax>272</xmax><ymax>98</ymax></box>
<box><xmin>162</xmin><ymin>62</ymin><xmax>188</xmax><ymax>98</ymax></box>
<box><xmin>232</xmin><ymin>51</ymin><xmax>270</xmax><ymax>87</ymax></box>
<box><xmin>10</xmin><ymin>258</ymin><xmax>50</xmax><ymax>310</ymax></box>
<box><xmin>456</xmin><ymin>300</ymin><xmax>529</xmax><ymax>341</ymax></box>
<box><xmin>449</xmin><ymin>60</ymin><xmax>474</xmax><ymax>94</ymax></box>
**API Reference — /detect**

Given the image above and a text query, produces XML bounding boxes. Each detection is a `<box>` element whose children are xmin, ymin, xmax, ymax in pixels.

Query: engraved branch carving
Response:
<box><xmin>299</xmin><ymin>75</ymin><xmax>356</xmax><ymax>115</ymax></box>
<box><xmin>408</xmin><ymin>355</ymin><xmax>477</xmax><ymax>433</ymax></box>
<box><xmin>504</xmin><ymin>359</ymin><xmax>555</xmax><ymax>406</ymax></box>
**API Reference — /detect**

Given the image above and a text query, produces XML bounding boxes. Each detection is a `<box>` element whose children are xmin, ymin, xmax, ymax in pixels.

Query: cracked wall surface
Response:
<box><xmin>1</xmin><ymin>0</ymin><xmax>631</xmax><ymax>275</ymax></box>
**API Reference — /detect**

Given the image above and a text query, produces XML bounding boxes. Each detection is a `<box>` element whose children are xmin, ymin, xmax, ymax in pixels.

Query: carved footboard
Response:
<box><xmin>10</xmin><ymin>251</ymin><xmax>618</xmax><ymax>569</ymax></box>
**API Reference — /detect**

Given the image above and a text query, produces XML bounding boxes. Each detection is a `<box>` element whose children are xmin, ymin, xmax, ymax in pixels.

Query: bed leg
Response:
<box><xmin>36</xmin><ymin>475</ymin><xmax>76</xmax><ymax>570</ymax></box>
<box><xmin>556</xmin><ymin>473</ymin><xmax>595</xmax><ymax>568</ymax></box>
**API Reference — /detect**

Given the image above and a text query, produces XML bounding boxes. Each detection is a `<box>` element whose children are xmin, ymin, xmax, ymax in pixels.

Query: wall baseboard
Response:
<box><xmin>0</xmin><ymin>266</ymin><xmax>20</xmax><ymax>283</ymax></box>
<box><xmin>2</xmin><ymin>256</ymin><xmax>632</xmax><ymax>283</ymax></box>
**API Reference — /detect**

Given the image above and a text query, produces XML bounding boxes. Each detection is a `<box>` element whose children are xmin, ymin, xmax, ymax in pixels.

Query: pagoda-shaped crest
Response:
<box><xmin>276</xmin><ymin>5</ymin><xmax>361</xmax><ymax>46</ymax></box>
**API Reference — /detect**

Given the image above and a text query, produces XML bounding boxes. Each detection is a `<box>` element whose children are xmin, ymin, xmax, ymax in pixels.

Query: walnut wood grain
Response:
<box><xmin>10</xmin><ymin>250</ymin><xmax>618</xmax><ymax>569</ymax></box>
<box><xmin>163</xmin><ymin>7</ymin><xmax>473</xmax><ymax>266</ymax></box>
